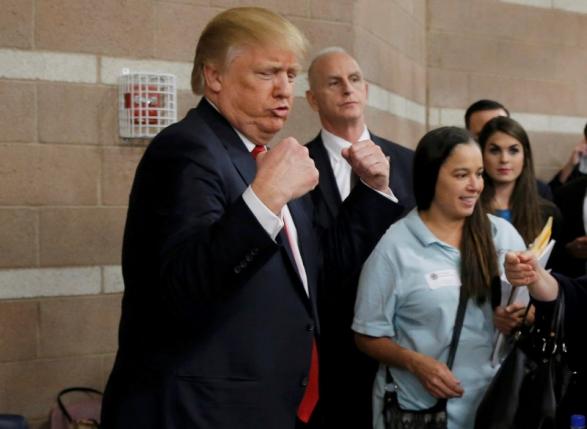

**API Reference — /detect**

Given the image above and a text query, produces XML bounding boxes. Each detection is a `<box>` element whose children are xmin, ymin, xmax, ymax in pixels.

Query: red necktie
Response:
<box><xmin>297</xmin><ymin>339</ymin><xmax>319</xmax><ymax>422</ymax></box>
<box><xmin>250</xmin><ymin>144</ymin><xmax>319</xmax><ymax>422</ymax></box>
<box><xmin>251</xmin><ymin>144</ymin><xmax>266</xmax><ymax>159</ymax></box>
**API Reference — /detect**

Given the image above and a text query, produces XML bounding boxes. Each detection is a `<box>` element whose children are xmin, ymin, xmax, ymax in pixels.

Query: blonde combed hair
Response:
<box><xmin>191</xmin><ymin>7</ymin><xmax>309</xmax><ymax>94</ymax></box>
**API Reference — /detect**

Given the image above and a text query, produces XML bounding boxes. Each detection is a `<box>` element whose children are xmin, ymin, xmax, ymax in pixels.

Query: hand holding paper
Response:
<box><xmin>491</xmin><ymin>217</ymin><xmax>556</xmax><ymax>366</ymax></box>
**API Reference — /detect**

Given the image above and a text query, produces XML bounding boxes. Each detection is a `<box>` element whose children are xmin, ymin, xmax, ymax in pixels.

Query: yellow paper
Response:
<box><xmin>529</xmin><ymin>216</ymin><xmax>553</xmax><ymax>256</ymax></box>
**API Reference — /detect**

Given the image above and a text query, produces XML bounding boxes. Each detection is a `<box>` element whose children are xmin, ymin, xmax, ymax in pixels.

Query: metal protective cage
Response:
<box><xmin>118</xmin><ymin>69</ymin><xmax>177</xmax><ymax>139</ymax></box>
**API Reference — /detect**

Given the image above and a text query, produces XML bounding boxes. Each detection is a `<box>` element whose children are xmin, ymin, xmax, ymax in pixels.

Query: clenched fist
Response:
<box><xmin>342</xmin><ymin>139</ymin><xmax>390</xmax><ymax>194</ymax></box>
<box><xmin>252</xmin><ymin>137</ymin><xmax>319</xmax><ymax>214</ymax></box>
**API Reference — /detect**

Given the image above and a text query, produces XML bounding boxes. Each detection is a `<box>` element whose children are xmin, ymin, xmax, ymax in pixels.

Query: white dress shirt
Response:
<box><xmin>321</xmin><ymin>127</ymin><xmax>369</xmax><ymax>201</ymax></box>
<box><xmin>205</xmin><ymin>99</ymin><xmax>308</xmax><ymax>294</ymax></box>
<box><xmin>320</xmin><ymin>127</ymin><xmax>398</xmax><ymax>202</ymax></box>
<box><xmin>236</xmin><ymin>130</ymin><xmax>309</xmax><ymax>296</ymax></box>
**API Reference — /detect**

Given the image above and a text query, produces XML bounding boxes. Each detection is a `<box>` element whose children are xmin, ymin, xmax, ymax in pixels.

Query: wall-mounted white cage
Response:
<box><xmin>118</xmin><ymin>69</ymin><xmax>177</xmax><ymax>139</ymax></box>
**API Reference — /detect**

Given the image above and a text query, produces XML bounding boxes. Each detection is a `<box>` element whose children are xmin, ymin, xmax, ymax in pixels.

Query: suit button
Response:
<box><xmin>245</xmin><ymin>254</ymin><xmax>253</xmax><ymax>262</ymax></box>
<box><xmin>239</xmin><ymin>261</ymin><xmax>247</xmax><ymax>269</ymax></box>
<box><xmin>233</xmin><ymin>266</ymin><xmax>241</xmax><ymax>274</ymax></box>
<box><xmin>301</xmin><ymin>376</ymin><xmax>309</xmax><ymax>387</ymax></box>
<box><xmin>306</xmin><ymin>324</ymin><xmax>314</xmax><ymax>333</ymax></box>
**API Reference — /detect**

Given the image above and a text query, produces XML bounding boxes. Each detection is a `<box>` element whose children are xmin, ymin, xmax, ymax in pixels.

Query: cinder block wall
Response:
<box><xmin>0</xmin><ymin>1</ymin><xmax>584</xmax><ymax>427</ymax></box>
<box><xmin>427</xmin><ymin>0</ymin><xmax>587</xmax><ymax>180</ymax></box>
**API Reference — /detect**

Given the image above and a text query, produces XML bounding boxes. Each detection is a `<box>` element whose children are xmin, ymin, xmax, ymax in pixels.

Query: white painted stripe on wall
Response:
<box><xmin>102</xmin><ymin>265</ymin><xmax>124</xmax><ymax>294</ymax></box>
<box><xmin>0</xmin><ymin>266</ymin><xmax>101</xmax><ymax>299</ymax></box>
<box><xmin>0</xmin><ymin>265</ymin><xmax>121</xmax><ymax>299</ymax></box>
<box><xmin>428</xmin><ymin>107</ymin><xmax>466</xmax><ymax>127</ymax></box>
<box><xmin>0</xmin><ymin>49</ymin><xmax>583</xmax><ymax>134</ymax></box>
<box><xmin>367</xmin><ymin>83</ymin><xmax>427</xmax><ymax>125</ymax></box>
<box><xmin>502</xmin><ymin>0</ymin><xmax>552</xmax><ymax>8</ymax></box>
<box><xmin>512</xmin><ymin>112</ymin><xmax>551</xmax><ymax>133</ymax></box>
<box><xmin>501</xmin><ymin>0</ymin><xmax>587</xmax><ymax>13</ymax></box>
<box><xmin>0</xmin><ymin>49</ymin><xmax>97</xmax><ymax>83</ymax></box>
<box><xmin>554</xmin><ymin>0</ymin><xmax>587</xmax><ymax>13</ymax></box>
<box><xmin>428</xmin><ymin>106</ymin><xmax>584</xmax><ymax>134</ymax></box>
<box><xmin>295</xmin><ymin>72</ymin><xmax>309</xmax><ymax>98</ymax></box>
<box><xmin>100</xmin><ymin>57</ymin><xmax>193</xmax><ymax>90</ymax></box>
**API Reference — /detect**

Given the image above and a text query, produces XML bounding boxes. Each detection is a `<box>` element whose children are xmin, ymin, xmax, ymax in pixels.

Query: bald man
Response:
<box><xmin>305</xmin><ymin>47</ymin><xmax>415</xmax><ymax>428</ymax></box>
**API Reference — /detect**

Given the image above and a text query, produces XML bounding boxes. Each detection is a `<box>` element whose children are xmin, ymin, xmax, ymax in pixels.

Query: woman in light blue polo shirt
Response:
<box><xmin>352</xmin><ymin>127</ymin><xmax>526</xmax><ymax>429</ymax></box>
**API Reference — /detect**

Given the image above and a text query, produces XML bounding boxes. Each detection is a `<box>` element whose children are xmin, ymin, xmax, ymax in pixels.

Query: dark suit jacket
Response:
<box><xmin>536</xmin><ymin>179</ymin><xmax>553</xmax><ymax>201</ymax></box>
<box><xmin>552</xmin><ymin>176</ymin><xmax>587</xmax><ymax>277</ymax></box>
<box><xmin>548</xmin><ymin>164</ymin><xmax>585</xmax><ymax>193</ymax></box>
<box><xmin>306</xmin><ymin>132</ymin><xmax>415</xmax><ymax>429</ymax></box>
<box><xmin>101</xmin><ymin>100</ymin><xmax>404</xmax><ymax>429</ymax></box>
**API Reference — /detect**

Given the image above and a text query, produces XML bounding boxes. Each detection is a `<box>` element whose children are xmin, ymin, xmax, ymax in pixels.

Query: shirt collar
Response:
<box><xmin>320</xmin><ymin>126</ymin><xmax>370</xmax><ymax>162</ymax></box>
<box><xmin>405</xmin><ymin>209</ymin><xmax>457</xmax><ymax>250</ymax></box>
<box><xmin>205</xmin><ymin>97</ymin><xmax>257</xmax><ymax>152</ymax></box>
<box><xmin>407</xmin><ymin>209</ymin><xmax>499</xmax><ymax>251</ymax></box>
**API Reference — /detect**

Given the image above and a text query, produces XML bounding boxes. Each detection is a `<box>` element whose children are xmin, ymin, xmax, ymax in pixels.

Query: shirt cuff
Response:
<box><xmin>359</xmin><ymin>179</ymin><xmax>399</xmax><ymax>203</ymax></box>
<box><xmin>242</xmin><ymin>186</ymin><xmax>284</xmax><ymax>240</ymax></box>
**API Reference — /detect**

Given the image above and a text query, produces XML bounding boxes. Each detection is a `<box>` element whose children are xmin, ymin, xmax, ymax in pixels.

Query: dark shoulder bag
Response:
<box><xmin>475</xmin><ymin>287</ymin><xmax>574</xmax><ymax>429</ymax></box>
<box><xmin>383</xmin><ymin>287</ymin><xmax>468</xmax><ymax>429</ymax></box>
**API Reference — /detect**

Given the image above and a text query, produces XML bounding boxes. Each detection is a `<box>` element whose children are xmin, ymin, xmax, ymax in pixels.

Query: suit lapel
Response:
<box><xmin>196</xmin><ymin>99</ymin><xmax>310</xmax><ymax>298</ymax></box>
<box><xmin>308</xmin><ymin>135</ymin><xmax>342</xmax><ymax>218</ymax></box>
<box><xmin>196</xmin><ymin>99</ymin><xmax>256</xmax><ymax>185</ymax></box>
<box><xmin>371</xmin><ymin>133</ymin><xmax>393</xmax><ymax>187</ymax></box>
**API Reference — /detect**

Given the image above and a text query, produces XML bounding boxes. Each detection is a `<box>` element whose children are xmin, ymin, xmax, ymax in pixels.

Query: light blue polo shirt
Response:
<box><xmin>352</xmin><ymin>209</ymin><xmax>525</xmax><ymax>429</ymax></box>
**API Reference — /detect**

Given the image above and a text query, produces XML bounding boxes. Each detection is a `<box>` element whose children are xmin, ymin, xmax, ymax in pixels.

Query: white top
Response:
<box><xmin>237</xmin><ymin>130</ymin><xmax>309</xmax><ymax>296</ymax></box>
<box><xmin>321</xmin><ymin>126</ymin><xmax>369</xmax><ymax>201</ymax></box>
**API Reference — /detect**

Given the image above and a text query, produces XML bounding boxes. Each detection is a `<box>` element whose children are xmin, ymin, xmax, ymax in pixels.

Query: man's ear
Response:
<box><xmin>203</xmin><ymin>63</ymin><xmax>222</xmax><ymax>93</ymax></box>
<box><xmin>305</xmin><ymin>89</ymin><xmax>319</xmax><ymax>112</ymax></box>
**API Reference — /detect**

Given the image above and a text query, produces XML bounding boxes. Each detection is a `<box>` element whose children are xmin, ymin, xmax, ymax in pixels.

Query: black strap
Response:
<box><xmin>385</xmin><ymin>286</ymin><xmax>468</xmax><ymax>405</ymax></box>
<box><xmin>57</xmin><ymin>387</ymin><xmax>102</xmax><ymax>424</ymax></box>
<box><xmin>446</xmin><ymin>285</ymin><xmax>468</xmax><ymax>370</ymax></box>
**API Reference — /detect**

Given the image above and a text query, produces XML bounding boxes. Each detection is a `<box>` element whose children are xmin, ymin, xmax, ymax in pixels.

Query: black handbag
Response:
<box><xmin>383</xmin><ymin>287</ymin><xmax>468</xmax><ymax>429</ymax></box>
<box><xmin>475</xmin><ymin>288</ymin><xmax>574</xmax><ymax>429</ymax></box>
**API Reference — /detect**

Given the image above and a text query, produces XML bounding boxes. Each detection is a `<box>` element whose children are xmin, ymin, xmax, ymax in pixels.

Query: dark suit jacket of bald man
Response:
<box><xmin>100</xmin><ymin>99</ymin><xmax>405</xmax><ymax>429</ymax></box>
<box><xmin>552</xmin><ymin>176</ymin><xmax>587</xmax><ymax>277</ymax></box>
<box><xmin>307</xmin><ymin>132</ymin><xmax>415</xmax><ymax>429</ymax></box>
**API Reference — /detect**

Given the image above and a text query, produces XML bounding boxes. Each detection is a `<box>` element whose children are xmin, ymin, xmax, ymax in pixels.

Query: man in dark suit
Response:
<box><xmin>304</xmin><ymin>48</ymin><xmax>415</xmax><ymax>429</ymax></box>
<box><xmin>101</xmin><ymin>8</ymin><xmax>404</xmax><ymax>429</ymax></box>
<box><xmin>553</xmin><ymin>176</ymin><xmax>587</xmax><ymax>277</ymax></box>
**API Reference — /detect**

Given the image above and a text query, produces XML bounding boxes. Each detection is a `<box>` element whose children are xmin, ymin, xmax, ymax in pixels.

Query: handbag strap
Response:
<box><xmin>446</xmin><ymin>285</ymin><xmax>468</xmax><ymax>370</ymax></box>
<box><xmin>57</xmin><ymin>387</ymin><xmax>103</xmax><ymax>424</ymax></box>
<box><xmin>542</xmin><ymin>284</ymin><xmax>566</xmax><ymax>354</ymax></box>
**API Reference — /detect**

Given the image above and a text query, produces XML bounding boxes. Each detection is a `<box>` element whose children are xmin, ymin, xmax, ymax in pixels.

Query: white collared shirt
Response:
<box><xmin>321</xmin><ymin>127</ymin><xmax>398</xmax><ymax>203</ymax></box>
<box><xmin>236</xmin><ymin>130</ymin><xmax>309</xmax><ymax>296</ymax></box>
<box><xmin>321</xmin><ymin>126</ymin><xmax>369</xmax><ymax>201</ymax></box>
<box><xmin>205</xmin><ymin>98</ymin><xmax>309</xmax><ymax>294</ymax></box>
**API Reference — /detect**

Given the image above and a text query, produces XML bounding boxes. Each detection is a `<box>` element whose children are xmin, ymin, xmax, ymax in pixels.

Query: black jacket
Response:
<box><xmin>306</xmin><ymin>132</ymin><xmax>415</xmax><ymax>428</ymax></box>
<box><xmin>101</xmin><ymin>99</ymin><xmax>404</xmax><ymax>429</ymax></box>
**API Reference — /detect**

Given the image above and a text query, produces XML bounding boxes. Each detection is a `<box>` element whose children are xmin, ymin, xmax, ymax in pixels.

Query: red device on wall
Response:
<box><xmin>124</xmin><ymin>85</ymin><xmax>161</xmax><ymax>125</ymax></box>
